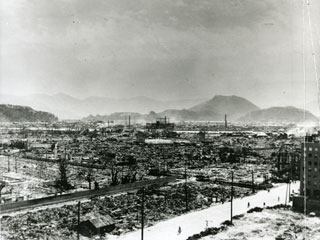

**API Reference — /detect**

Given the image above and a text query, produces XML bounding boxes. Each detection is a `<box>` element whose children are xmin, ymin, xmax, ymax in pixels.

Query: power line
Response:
<box><xmin>302</xmin><ymin>0</ymin><xmax>307</xmax><ymax>217</ymax></box>
<box><xmin>306</xmin><ymin>0</ymin><xmax>320</xmax><ymax>113</ymax></box>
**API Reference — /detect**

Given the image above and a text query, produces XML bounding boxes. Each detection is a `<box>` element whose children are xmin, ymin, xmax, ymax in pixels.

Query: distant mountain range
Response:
<box><xmin>150</xmin><ymin>95</ymin><xmax>259</xmax><ymax>122</ymax></box>
<box><xmin>0</xmin><ymin>104</ymin><xmax>58</xmax><ymax>122</ymax></box>
<box><xmin>239</xmin><ymin>106</ymin><xmax>318</xmax><ymax>124</ymax></box>
<box><xmin>84</xmin><ymin>95</ymin><xmax>319</xmax><ymax>124</ymax></box>
<box><xmin>1</xmin><ymin>93</ymin><xmax>318</xmax><ymax>124</ymax></box>
<box><xmin>84</xmin><ymin>95</ymin><xmax>259</xmax><ymax>122</ymax></box>
<box><xmin>0</xmin><ymin>93</ymin><xmax>205</xmax><ymax>119</ymax></box>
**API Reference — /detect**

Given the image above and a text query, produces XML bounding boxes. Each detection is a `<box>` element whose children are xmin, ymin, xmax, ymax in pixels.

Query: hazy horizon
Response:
<box><xmin>1</xmin><ymin>0</ymin><xmax>320</xmax><ymax>110</ymax></box>
<box><xmin>1</xmin><ymin>91</ymin><xmax>320</xmax><ymax>113</ymax></box>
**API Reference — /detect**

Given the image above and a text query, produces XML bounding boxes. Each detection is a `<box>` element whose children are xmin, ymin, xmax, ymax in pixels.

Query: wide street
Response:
<box><xmin>109</xmin><ymin>182</ymin><xmax>300</xmax><ymax>240</ymax></box>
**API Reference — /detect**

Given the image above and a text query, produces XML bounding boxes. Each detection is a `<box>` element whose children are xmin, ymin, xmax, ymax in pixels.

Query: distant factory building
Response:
<box><xmin>146</xmin><ymin>117</ymin><xmax>174</xmax><ymax>131</ymax></box>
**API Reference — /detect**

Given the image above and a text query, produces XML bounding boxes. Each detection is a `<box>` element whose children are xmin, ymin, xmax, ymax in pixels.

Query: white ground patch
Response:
<box><xmin>203</xmin><ymin>209</ymin><xmax>320</xmax><ymax>240</ymax></box>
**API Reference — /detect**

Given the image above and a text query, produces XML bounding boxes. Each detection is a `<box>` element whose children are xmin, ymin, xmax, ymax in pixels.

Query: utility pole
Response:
<box><xmin>7</xmin><ymin>155</ymin><xmax>10</xmax><ymax>172</ymax></box>
<box><xmin>285</xmin><ymin>183</ymin><xmax>288</xmax><ymax>206</ymax></box>
<box><xmin>141</xmin><ymin>187</ymin><xmax>145</xmax><ymax>240</ymax></box>
<box><xmin>158</xmin><ymin>161</ymin><xmax>160</xmax><ymax>178</ymax></box>
<box><xmin>288</xmin><ymin>159</ymin><xmax>292</xmax><ymax>203</ymax></box>
<box><xmin>77</xmin><ymin>201</ymin><xmax>80</xmax><ymax>240</ymax></box>
<box><xmin>185</xmin><ymin>154</ymin><xmax>189</xmax><ymax>212</ymax></box>
<box><xmin>15</xmin><ymin>155</ymin><xmax>17</xmax><ymax>173</ymax></box>
<box><xmin>288</xmin><ymin>181</ymin><xmax>291</xmax><ymax>203</ymax></box>
<box><xmin>251</xmin><ymin>170</ymin><xmax>255</xmax><ymax>194</ymax></box>
<box><xmin>107</xmin><ymin>120</ymin><xmax>113</xmax><ymax>129</ymax></box>
<box><xmin>231</xmin><ymin>171</ymin><xmax>234</xmax><ymax>224</ymax></box>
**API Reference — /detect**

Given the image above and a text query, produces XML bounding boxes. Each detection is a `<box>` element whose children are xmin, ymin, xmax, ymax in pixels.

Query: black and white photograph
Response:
<box><xmin>0</xmin><ymin>0</ymin><xmax>320</xmax><ymax>239</ymax></box>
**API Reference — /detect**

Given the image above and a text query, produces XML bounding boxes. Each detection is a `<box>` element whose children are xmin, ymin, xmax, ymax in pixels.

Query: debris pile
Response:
<box><xmin>0</xmin><ymin>182</ymin><xmax>247</xmax><ymax>239</ymax></box>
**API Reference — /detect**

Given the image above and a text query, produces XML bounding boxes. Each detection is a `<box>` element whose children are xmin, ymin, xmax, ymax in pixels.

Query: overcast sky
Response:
<box><xmin>1</xmin><ymin>0</ymin><xmax>320</xmax><ymax>108</ymax></box>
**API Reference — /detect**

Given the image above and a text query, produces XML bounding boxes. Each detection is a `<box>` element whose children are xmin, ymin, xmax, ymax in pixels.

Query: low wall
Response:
<box><xmin>0</xmin><ymin>176</ymin><xmax>176</xmax><ymax>214</ymax></box>
<box><xmin>292</xmin><ymin>195</ymin><xmax>320</xmax><ymax>214</ymax></box>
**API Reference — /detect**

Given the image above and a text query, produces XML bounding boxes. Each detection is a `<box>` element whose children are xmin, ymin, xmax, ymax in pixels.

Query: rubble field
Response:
<box><xmin>0</xmin><ymin>181</ymin><xmax>250</xmax><ymax>240</ymax></box>
<box><xmin>201</xmin><ymin>208</ymin><xmax>320</xmax><ymax>240</ymax></box>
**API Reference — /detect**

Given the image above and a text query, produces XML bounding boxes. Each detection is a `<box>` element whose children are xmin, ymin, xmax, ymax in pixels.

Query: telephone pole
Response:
<box><xmin>7</xmin><ymin>155</ymin><xmax>10</xmax><ymax>172</ymax></box>
<box><xmin>185</xmin><ymin>154</ymin><xmax>189</xmax><ymax>212</ymax></box>
<box><xmin>251</xmin><ymin>170</ymin><xmax>255</xmax><ymax>194</ymax></box>
<box><xmin>285</xmin><ymin>183</ymin><xmax>288</xmax><ymax>206</ymax></box>
<box><xmin>231</xmin><ymin>171</ymin><xmax>234</xmax><ymax>224</ymax></box>
<box><xmin>77</xmin><ymin>201</ymin><xmax>80</xmax><ymax>240</ymax></box>
<box><xmin>15</xmin><ymin>155</ymin><xmax>17</xmax><ymax>173</ymax></box>
<box><xmin>141</xmin><ymin>187</ymin><xmax>145</xmax><ymax>240</ymax></box>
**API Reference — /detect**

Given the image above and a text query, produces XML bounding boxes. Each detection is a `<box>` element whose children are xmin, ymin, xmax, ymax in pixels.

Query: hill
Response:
<box><xmin>0</xmin><ymin>104</ymin><xmax>58</xmax><ymax>122</ymax></box>
<box><xmin>155</xmin><ymin>95</ymin><xmax>260</xmax><ymax>122</ymax></box>
<box><xmin>189</xmin><ymin>95</ymin><xmax>259</xmax><ymax>121</ymax></box>
<box><xmin>239</xmin><ymin>106</ymin><xmax>318</xmax><ymax>123</ymax></box>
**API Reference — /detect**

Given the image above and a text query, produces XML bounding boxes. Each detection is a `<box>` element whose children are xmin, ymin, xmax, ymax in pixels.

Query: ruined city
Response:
<box><xmin>0</xmin><ymin>115</ymin><xmax>319</xmax><ymax>239</ymax></box>
<box><xmin>1</xmin><ymin>0</ymin><xmax>320</xmax><ymax>239</ymax></box>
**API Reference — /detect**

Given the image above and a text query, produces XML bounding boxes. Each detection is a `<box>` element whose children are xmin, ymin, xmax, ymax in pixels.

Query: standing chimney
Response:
<box><xmin>225</xmin><ymin>114</ymin><xmax>228</xmax><ymax>128</ymax></box>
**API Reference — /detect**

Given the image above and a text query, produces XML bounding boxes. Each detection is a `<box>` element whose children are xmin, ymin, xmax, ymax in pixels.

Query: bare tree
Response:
<box><xmin>55</xmin><ymin>158</ymin><xmax>73</xmax><ymax>193</ymax></box>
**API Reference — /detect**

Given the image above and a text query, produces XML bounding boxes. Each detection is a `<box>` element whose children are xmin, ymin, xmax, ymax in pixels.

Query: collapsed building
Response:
<box><xmin>276</xmin><ymin>144</ymin><xmax>301</xmax><ymax>180</ymax></box>
<box><xmin>78</xmin><ymin>214</ymin><xmax>115</xmax><ymax>236</ymax></box>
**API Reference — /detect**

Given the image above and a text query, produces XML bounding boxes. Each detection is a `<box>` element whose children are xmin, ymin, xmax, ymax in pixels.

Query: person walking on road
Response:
<box><xmin>178</xmin><ymin>226</ymin><xmax>181</xmax><ymax>235</ymax></box>
<box><xmin>247</xmin><ymin>202</ymin><xmax>250</xmax><ymax>208</ymax></box>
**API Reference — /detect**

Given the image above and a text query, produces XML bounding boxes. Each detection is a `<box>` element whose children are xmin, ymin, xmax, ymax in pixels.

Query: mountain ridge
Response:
<box><xmin>2</xmin><ymin>93</ymin><xmax>317</xmax><ymax>124</ymax></box>
<box><xmin>0</xmin><ymin>93</ymin><xmax>206</xmax><ymax>119</ymax></box>
<box><xmin>239</xmin><ymin>106</ymin><xmax>318</xmax><ymax>123</ymax></box>
<box><xmin>0</xmin><ymin>104</ymin><xmax>58</xmax><ymax>122</ymax></box>
<box><xmin>83</xmin><ymin>95</ymin><xmax>261</xmax><ymax>122</ymax></box>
